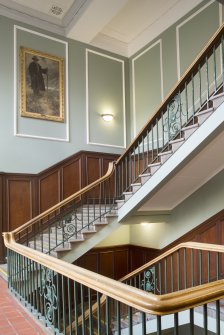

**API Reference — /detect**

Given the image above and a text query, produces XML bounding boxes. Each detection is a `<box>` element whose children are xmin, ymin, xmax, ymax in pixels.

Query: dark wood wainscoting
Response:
<box><xmin>74</xmin><ymin>210</ymin><xmax>224</xmax><ymax>280</ymax></box>
<box><xmin>74</xmin><ymin>245</ymin><xmax>160</xmax><ymax>280</ymax></box>
<box><xmin>0</xmin><ymin>151</ymin><xmax>119</xmax><ymax>263</ymax></box>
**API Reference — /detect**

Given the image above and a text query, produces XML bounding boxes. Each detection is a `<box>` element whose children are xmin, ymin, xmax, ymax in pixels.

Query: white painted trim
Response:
<box><xmin>14</xmin><ymin>25</ymin><xmax>69</xmax><ymax>142</ymax></box>
<box><xmin>15</xmin><ymin>133</ymin><xmax>69</xmax><ymax>142</ymax></box>
<box><xmin>176</xmin><ymin>0</ymin><xmax>217</xmax><ymax>80</ymax></box>
<box><xmin>132</xmin><ymin>39</ymin><xmax>164</xmax><ymax>137</ymax></box>
<box><xmin>86</xmin><ymin>48</ymin><xmax>126</xmax><ymax>149</ymax></box>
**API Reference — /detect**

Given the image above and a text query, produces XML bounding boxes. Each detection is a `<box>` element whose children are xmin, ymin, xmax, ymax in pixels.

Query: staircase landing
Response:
<box><xmin>0</xmin><ymin>275</ymin><xmax>51</xmax><ymax>335</ymax></box>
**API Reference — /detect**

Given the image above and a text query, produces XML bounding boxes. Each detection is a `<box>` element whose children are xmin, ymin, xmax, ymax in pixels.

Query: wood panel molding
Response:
<box><xmin>74</xmin><ymin>210</ymin><xmax>224</xmax><ymax>280</ymax></box>
<box><xmin>74</xmin><ymin>244</ymin><xmax>160</xmax><ymax>280</ymax></box>
<box><xmin>0</xmin><ymin>150</ymin><xmax>119</xmax><ymax>263</ymax></box>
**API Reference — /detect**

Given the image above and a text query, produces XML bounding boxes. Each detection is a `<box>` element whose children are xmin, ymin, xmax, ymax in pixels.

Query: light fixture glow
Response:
<box><xmin>101</xmin><ymin>114</ymin><xmax>114</xmax><ymax>122</ymax></box>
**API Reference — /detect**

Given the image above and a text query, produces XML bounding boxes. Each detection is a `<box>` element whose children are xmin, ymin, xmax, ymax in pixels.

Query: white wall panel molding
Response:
<box><xmin>86</xmin><ymin>48</ymin><xmax>126</xmax><ymax>149</ymax></box>
<box><xmin>14</xmin><ymin>25</ymin><xmax>69</xmax><ymax>142</ymax></box>
<box><xmin>176</xmin><ymin>0</ymin><xmax>218</xmax><ymax>80</ymax></box>
<box><xmin>132</xmin><ymin>39</ymin><xmax>163</xmax><ymax>137</ymax></box>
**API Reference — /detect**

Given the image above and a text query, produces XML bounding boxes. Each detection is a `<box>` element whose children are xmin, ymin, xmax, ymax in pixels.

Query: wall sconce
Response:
<box><xmin>101</xmin><ymin>114</ymin><xmax>114</xmax><ymax>122</ymax></box>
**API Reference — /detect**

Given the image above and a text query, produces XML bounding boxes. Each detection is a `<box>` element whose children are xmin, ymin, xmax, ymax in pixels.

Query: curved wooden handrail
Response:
<box><xmin>12</xmin><ymin>161</ymin><xmax>115</xmax><ymax>235</ymax></box>
<box><xmin>119</xmin><ymin>241</ymin><xmax>224</xmax><ymax>283</ymax></box>
<box><xmin>116</xmin><ymin>22</ymin><xmax>224</xmax><ymax>165</ymax></box>
<box><xmin>3</xmin><ymin>233</ymin><xmax>224</xmax><ymax>315</ymax></box>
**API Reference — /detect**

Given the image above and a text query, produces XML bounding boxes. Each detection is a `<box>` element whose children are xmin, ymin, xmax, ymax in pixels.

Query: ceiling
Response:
<box><xmin>0</xmin><ymin>0</ymin><xmax>205</xmax><ymax>56</ymax></box>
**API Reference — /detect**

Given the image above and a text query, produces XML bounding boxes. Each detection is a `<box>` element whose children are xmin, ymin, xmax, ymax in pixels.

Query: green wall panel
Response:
<box><xmin>87</xmin><ymin>50</ymin><xmax>125</xmax><ymax>148</ymax></box>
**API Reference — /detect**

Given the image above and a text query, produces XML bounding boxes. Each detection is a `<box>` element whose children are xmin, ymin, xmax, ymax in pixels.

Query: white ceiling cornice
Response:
<box><xmin>0</xmin><ymin>1</ymin><xmax>65</xmax><ymax>36</ymax></box>
<box><xmin>0</xmin><ymin>0</ymin><xmax>207</xmax><ymax>57</ymax></box>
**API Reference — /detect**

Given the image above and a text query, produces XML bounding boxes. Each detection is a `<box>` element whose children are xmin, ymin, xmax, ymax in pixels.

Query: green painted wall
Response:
<box><xmin>130</xmin><ymin>0</ymin><xmax>221</xmax><ymax>137</ymax></box>
<box><xmin>0</xmin><ymin>16</ymin><xmax>128</xmax><ymax>173</ymax></box>
<box><xmin>87</xmin><ymin>50</ymin><xmax>125</xmax><ymax>147</ymax></box>
<box><xmin>129</xmin><ymin>169</ymin><xmax>224</xmax><ymax>249</ymax></box>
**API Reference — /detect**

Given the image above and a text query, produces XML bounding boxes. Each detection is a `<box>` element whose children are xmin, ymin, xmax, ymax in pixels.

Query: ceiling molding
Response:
<box><xmin>127</xmin><ymin>0</ymin><xmax>204</xmax><ymax>57</ymax></box>
<box><xmin>0</xmin><ymin>1</ymin><xmax>65</xmax><ymax>36</ymax></box>
<box><xmin>91</xmin><ymin>33</ymin><xmax>128</xmax><ymax>57</ymax></box>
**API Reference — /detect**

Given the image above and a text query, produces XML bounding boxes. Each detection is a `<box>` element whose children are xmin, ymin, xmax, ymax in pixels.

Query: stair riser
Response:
<box><xmin>124</xmin><ymin>193</ymin><xmax>133</xmax><ymax>201</ymax></box>
<box><xmin>171</xmin><ymin>140</ymin><xmax>184</xmax><ymax>152</ymax></box>
<box><xmin>197</xmin><ymin>111</ymin><xmax>213</xmax><ymax>125</ymax></box>
<box><xmin>150</xmin><ymin>165</ymin><xmax>161</xmax><ymax>175</ymax></box>
<box><xmin>132</xmin><ymin>185</ymin><xmax>141</xmax><ymax>193</ymax></box>
<box><xmin>183</xmin><ymin>126</ymin><xmax>198</xmax><ymax>139</ymax></box>
<box><xmin>211</xmin><ymin>95</ymin><xmax>224</xmax><ymax>109</ymax></box>
<box><xmin>140</xmin><ymin>175</ymin><xmax>151</xmax><ymax>184</ymax></box>
<box><xmin>159</xmin><ymin>153</ymin><xmax>172</xmax><ymax>164</ymax></box>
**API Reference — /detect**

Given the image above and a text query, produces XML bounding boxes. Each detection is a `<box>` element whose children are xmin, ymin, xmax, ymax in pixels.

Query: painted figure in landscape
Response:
<box><xmin>28</xmin><ymin>56</ymin><xmax>48</xmax><ymax>96</ymax></box>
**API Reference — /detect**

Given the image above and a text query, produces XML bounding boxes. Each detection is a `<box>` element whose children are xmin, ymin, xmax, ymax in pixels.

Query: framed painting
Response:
<box><xmin>20</xmin><ymin>47</ymin><xmax>64</xmax><ymax>122</ymax></box>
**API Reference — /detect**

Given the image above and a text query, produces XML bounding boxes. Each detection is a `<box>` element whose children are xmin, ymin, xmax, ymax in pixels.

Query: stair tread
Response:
<box><xmin>210</xmin><ymin>92</ymin><xmax>224</xmax><ymax>99</ymax></box>
<box><xmin>195</xmin><ymin>107</ymin><xmax>213</xmax><ymax>115</ymax></box>
<box><xmin>148</xmin><ymin>162</ymin><xmax>161</xmax><ymax>167</ymax></box>
<box><xmin>182</xmin><ymin>123</ymin><xmax>199</xmax><ymax>130</ymax></box>
<box><xmin>158</xmin><ymin>150</ymin><xmax>172</xmax><ymax>156</ymax></box>
<box><xmin>169</xmin><ymin>137</ymin><xmax>184</xmax><ymax>144</ymax></box>
<box><xmin>139</xmin><ymin>173</ymin><xmax>151</xmax><ymax>177</ymax></box>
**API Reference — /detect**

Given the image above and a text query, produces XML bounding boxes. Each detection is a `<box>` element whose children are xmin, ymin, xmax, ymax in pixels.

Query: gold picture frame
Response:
<box><xmin>20</xmin><ymin>47</ymin><xmax>64</xmax><ymax>122</ymax></box>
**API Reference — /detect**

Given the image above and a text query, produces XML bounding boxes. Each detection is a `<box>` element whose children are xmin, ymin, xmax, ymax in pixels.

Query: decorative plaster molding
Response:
<box><xmin>176</xmin><ymin>0</ymin><xmax>218</xmax><ymax>80</ymax></box>
<box><xmin>132</xmin><ymin>39</ymin><xmax>164</xmax><ymax>137</ymax></box>
<box><xmin>86</xmin><ymin>48</ymin><xmax>126</xmax><ymax>149</ymax></box>
<box><xmin>14</xmin><ymin>25</ymin><xmax>69</xmax><ymax>142</ymax></box>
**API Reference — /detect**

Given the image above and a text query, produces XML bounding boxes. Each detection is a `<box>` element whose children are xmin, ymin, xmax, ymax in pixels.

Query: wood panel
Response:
<box><xmin>62</xmin><ymin>158</ymin><xmax>82</xmax><ymax>199</ymax></box>
<box><xmin>39</xmin><ymin>171</ymin><xmax>60</xmax><ymax>213</ymax></box>
<box><xmin>74</xmin><ymin>245</ymin><xmax>159</xmax><ymax>280</ymax></box>
<box><xmin>0</xmin><ymin>151</ymin><xmax>119</xmax><ymax>262</ymax></box>
<box><xmin>6</xmin><ymin>178</ymin><xmax>33</xmax><ymax>231</ymax></box>
<box><xmin>99</xmin><ymin>252</ymin><xmax>114</xmax><ymax>278</ymax></box>
<box><xmin>86</xmin><ymin>156</ymin><xmax>101</xmax><ymax>184</ymax></box>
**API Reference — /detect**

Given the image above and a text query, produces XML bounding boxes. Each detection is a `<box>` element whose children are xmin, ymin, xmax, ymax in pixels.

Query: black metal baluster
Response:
<box><xmin>203</xmin><ymin>304</ymin><xmax>208</xmax><ymax>335</ymax></box>
<box><xmin>97</xmin><ymin>291</ymin><xmax>101</xmax><ymax>335</ymax></box>
<box><xmin>67</xmin><ymin>278</ymin><xmax>72</xmax><ymax>335</ymax></box>
<box><xmin>190</xmin><ymin>308</ymin><xmax>194</xmax><ymax>335</ymax></box>
<box><xmin>128</xmin><ymin>306</ymin><xmax>133</xmax><ymax>335</ymax></box>
<box><xmin>199</xmin><ymin>64</ymin><xmax>202</xmax><ymax>109</ymax></box>
<box><xmin>208</xmin><ymin>251</ymin><xmax>210</xmax><ymax>283</ymax></box>
<box><xmin>184</xmin><ymin>248</ymin><xmax>187</xmax><ymax>289</ymax></box>
<box><xmin>81</xmin><ymin>284</ymin><xmax>85</xmax><ymax>335</ymax></box>
<box><xmin>141</xmin><ymin>312</ymin><xmax>146</xmax><ymax>335</ymax></box>
<box><xmin>199</xmin><ymin>250</ymin><xmax>202</xmax><ymax>285</ymax></box>
<box><xmin>157</xmin><ymin>315</ymin><xmax>162</xmax><ymax>335</ymax></box>
<box><xmin>213</xmin><ymin>45</ymin><xmax>217</xmax><ymax>92</ymax></box>
<box><xmin>185</xmin><ymin>82</ymin><xmax>189</xmax><ymax>121</ymax></box>
<box><xmin>191</xmin><ymin>73</ymin><xmax>195</xmax><ymax>123</ymax></box>
<box><xmin>116</xmin><ymin>301</ymin><xmax>121</xmax><ymax>335</ymax></box>
<box><xmin>206</xmin><ymin>56</ymin><xmax>209</xmax><ymax>107</ymax></box>
<box><xmin>216</xmin><ymin>300</ymin><xmax>220</xmax><ymax>335</ymax></box>
<box><xmin>88</xmin><ymin>288</ymin><xmax>93</xmax><ymax>335</ymax></box>
<box><xmin>174</xmin><ymin>312</ymin><xmax>179</xmax><ymax>335</ymax></box>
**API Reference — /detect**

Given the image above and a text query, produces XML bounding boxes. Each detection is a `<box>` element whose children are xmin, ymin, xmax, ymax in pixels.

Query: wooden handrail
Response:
<box><xmin>116</xmin><ymin>22</ymin><xmax>224</xmax><ymax>165</ymax></box>
<box><xmin>119</xmin><ymin>241</ymin><xmax>224</xmax><ymax>283</ymax></box>
<box><xmin>3</xmin><ymin>233</ymin><xmax>224</xmax><ymax>315</ymax></box>
<box><xmin>11</xmin><ymin>161</ymin><xmax>115</xmax><ymax>235</ymax></box>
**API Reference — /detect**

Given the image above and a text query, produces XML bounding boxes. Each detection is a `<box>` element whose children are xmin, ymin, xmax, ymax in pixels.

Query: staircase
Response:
<box><xmin>116</xmin><ymin>91</ymin><xmax>224</xmax><ymax>211</ymax></box>
<box><xmin>12</xmin><ymin>22</ymin><xmax>224</xmax><ymax>261</ymax></box>
<box><xmin>27</xmin><ymin>204</ymin><xmax>119</xmax><ymax>261</ymax></box>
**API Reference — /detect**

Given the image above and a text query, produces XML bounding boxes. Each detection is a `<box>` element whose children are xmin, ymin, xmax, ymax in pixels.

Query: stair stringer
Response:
<box><xmin>57</xmin><ymin>215</ymin><xmax>120</xmax><ymax>263</ymax></box>
<box><xmin>118</xmin><ymin>101</ymin><xmax>224</xmax><ymax>222</ymax></box>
